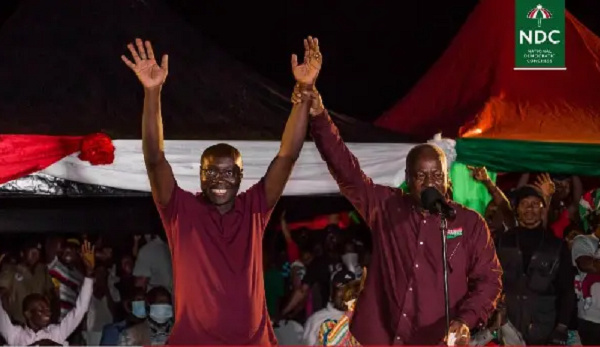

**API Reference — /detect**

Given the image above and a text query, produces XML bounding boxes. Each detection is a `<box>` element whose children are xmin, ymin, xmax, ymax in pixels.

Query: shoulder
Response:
<box><xmin>572</xmin><ymin>235</ymin><xmax>596</xmax><ymax>251</ymax></box>
<box><xmin>453</xmin><ymin>202</ymin><xmax>487</xmax><ymax>231</ymax></box>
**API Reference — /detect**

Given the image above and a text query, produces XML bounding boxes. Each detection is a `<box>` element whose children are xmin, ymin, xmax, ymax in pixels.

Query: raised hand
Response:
<box><xmin>121</xmin><ymin>38</ymin><xmax>169</xmax><ymax>90</ymax></box>
<box><xmin>291</xmin><ymin>36</ymin><xmax>322</xmax><ymax>86</ymax></box>
<box><xmin>534</xmin><ymin>173</ymin><xmax>555</xmax><ymax>198</ymax></box>
<box><xmin>467</xmin><ymin>166</ymin><xmax>491</xmax><ymax>183</ymax></box>
<box><xmin>80</xmin><ymin>241</ymin><xmax>95</xmax><ymax>277</ymax></box>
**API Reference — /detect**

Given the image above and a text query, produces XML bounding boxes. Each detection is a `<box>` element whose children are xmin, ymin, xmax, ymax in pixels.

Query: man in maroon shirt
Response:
<box><xmin>120</xmin><ymin>37</ymin><xmax>322</xmax><ymax>345</ymax></box>
<box><xmin>298</xmin><ymin>53</ymin><xmax>502</xmax><ymax>345</ymax></box>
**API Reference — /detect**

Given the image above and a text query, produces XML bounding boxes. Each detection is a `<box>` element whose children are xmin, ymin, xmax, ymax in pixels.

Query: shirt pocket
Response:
<box><xmin>446</xmin><ymin>238</ymin><xmax>466</xmax><ymax>276</ymax></box>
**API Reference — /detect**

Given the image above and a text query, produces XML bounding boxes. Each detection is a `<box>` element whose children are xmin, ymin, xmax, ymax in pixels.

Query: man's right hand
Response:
<box><xmin>121</xmin><ymin>38</ymin><xmax>169</xmax><ymax>90</ymax></box>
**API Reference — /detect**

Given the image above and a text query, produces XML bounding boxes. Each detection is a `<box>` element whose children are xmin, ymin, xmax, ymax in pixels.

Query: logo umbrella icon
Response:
<box><xmin>527</xmin><ymin>4</ymin><xmax>552</xmax><ymax>28</ymax></box>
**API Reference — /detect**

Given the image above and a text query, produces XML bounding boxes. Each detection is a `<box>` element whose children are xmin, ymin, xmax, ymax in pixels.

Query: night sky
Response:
<box><xmin>0</xmin><ymin>0</ymin><xmax>598</xmax><ymax>123</ymax></box>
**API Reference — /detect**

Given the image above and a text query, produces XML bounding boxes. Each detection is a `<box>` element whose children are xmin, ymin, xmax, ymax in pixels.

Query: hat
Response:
<box><xmin>550</xmin><ymin>173</ymin><xmax>570</xmax><ymax>181</ymax></box>
<box><xmin>331</xmin><ymin>269</ymin><xmax>356</xmax><ymax>289</ymax></box>
<box><xmin>65</xmin><ymin>238</ymin><xmax>81</xmax><ymax>247</ymax></box>
<box><xmin>513</xmin><ymin>185</ymin><xmax>546</xmax><ymax>207</ymax></box>
<box><xmin>579</xmin><ymin>188</ymin><xmax>600</xmax><ymax>234</ymax></box>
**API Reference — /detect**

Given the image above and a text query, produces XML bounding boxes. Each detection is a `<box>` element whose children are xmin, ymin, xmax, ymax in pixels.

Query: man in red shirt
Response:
<box><xmin>121</xmin><ymin>37</ymin><xmax>322</xmax><ymax>344</ymax></box>
<box><xmin>296</xmin><ymin>44</ymin><xmax>503</xmax><ymax>345</ymax></box>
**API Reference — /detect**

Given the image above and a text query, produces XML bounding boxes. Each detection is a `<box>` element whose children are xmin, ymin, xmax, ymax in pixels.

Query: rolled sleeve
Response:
<box><xmin>457</xmin><ymin>216</ymin><xmax>503</xmax><ymax>328</ymax></box>
<box><xmin>571</xmin><ymin>235</ymin><xmax>595</xmax><ymax>267</ymax></box>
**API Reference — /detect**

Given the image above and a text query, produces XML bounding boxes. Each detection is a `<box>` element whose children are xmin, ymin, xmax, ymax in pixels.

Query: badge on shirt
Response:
<box><xmin>447</xmin><ymin>228</ymin><xmax>463</xmax><ymax>239</ymax></box>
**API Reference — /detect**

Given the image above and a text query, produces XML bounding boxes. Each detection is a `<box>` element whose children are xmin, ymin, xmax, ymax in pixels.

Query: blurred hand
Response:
<box><xmin>535</xmin><ymin>173</ymin><xmax>556</xmax><ymax>198</ymax></box>
<box><xmin>467</xmin><ymin>166</ymin><xmax>491</xmax><ymax>183</ymax></box>
<box><xmin>80</xmin><ymin>241</ymin><xmax>95</xmax><ymax>276</ymax></box>
<box><xmin>446</xmin><ymin>320</ymin><xmax>470</xmax><ymax>346</ymax></box>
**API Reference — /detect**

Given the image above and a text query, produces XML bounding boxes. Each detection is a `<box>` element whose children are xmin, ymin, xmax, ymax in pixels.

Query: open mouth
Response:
<box><xmin>211</xmin><ymin>188</ymin><xmax>227</xmax><ymax>196</ymax></box>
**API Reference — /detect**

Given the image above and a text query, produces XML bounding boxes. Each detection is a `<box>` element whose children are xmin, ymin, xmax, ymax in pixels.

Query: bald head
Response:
<box><xmin>405</xmin><ymin>144</ymin><xmax>449</xmax><ymax>206</ymax></box>
<box><xmin>406</xmin><ymin>144</ymin><xmax>447</xmax><ymax>173</ymax></box>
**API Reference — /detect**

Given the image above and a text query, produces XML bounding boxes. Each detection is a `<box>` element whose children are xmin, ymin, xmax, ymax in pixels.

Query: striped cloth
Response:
<box><xmin>318</xmin><ymin>303</ymin><xmax>360</xmax><ymax>346</ymax></box>
<box><xmin>48</xmin><ymin>258</ymin><xmax>84</xmax><ymax>319</ymax></box>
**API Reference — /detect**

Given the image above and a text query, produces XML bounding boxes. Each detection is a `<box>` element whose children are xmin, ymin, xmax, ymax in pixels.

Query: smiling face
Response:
<box><xmin>517</xmin><ymin>195</ymin><xmax>544</xmax><ymax>229</ymax></box>
<box><xmin>23</xmin><ymin>295</ymin><xmax>51</xmax><ymax>330</ymax></box>
<box><xmin>200</xmin><ymin>144</ymin><xmax>243</xmax><ymax>209</ymax></box>
<box><xmin>406</xmin><ymin>145</ymin><xmax>448</xmax><ymax>207</ymax></box>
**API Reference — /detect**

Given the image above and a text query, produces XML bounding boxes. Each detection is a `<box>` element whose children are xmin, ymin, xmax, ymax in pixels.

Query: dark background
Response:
<box><xmin>1</xmin><ymin>0</ymin><xmax>598</xmax><ymax>123</ymax></box>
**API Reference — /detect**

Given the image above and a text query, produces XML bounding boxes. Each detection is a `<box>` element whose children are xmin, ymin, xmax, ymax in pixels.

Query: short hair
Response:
<box><xmin>200</xmin><ymin>143</ymin><xmax>242</xmax><ymax>168</ymax></box>
<box><xmin>406</xmin><ymin>144</ymin><xmax>447</xmax><ymax>172</ymax></box>
<box><xmin>22</xmin><ymin>293</ymin><xmax>47</xmax><ymax>313</ymax></box>
<box><xmin>147</xmin><ymin>286</ymin><xmax>172</xmax><ymax>304</ymax></box>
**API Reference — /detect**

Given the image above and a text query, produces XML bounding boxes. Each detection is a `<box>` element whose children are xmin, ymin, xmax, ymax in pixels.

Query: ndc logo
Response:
<box><xmin>519</xmin><ymin>4</ymin><xmax>561</xmax><ymax>45</ymax></box>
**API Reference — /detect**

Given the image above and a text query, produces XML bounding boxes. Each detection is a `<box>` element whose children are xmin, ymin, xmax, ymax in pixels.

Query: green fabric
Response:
<box><xmin>456</xmin><ymin>138</ymin><xmax>600</xmax><ymax>175</ymax></box>
<box><xmin>449</xmin><ymin>162</ymin><xmax>496</xmax><ymax>215</ymax></box>
<box><xmin>396</xmin><ymin>163</ymin><xmax>495</xmax><ymax>215</ymax></box>
<box><xmin>398</xmin><ymin>181</ymin><xmax>408</xmax><ymax>192</ymax></box>
<box><xmin>264</xmin><ymin>268</ymin><xmax>284</xmax><ymax>317</ymax></box>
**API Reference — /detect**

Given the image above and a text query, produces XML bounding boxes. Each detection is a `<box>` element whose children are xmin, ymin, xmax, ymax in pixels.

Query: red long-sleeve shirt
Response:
<box><xmin>310</xmin><ymin>111</ymin><xmax>503</xmax><ymax>345</ymax></box>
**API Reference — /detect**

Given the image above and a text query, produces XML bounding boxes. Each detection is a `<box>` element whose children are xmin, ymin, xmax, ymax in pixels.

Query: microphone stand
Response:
<box><xmin>440</xmin><ymin>213</ymin><xmax>450</xmax><ymax>335</ymax></box>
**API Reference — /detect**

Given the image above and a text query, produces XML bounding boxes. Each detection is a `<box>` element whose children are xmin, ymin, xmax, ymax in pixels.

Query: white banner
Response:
<box><xmin>41</xmin><ymin>140</ymin><xmax>415</xmax><ymax>195</ymax></box>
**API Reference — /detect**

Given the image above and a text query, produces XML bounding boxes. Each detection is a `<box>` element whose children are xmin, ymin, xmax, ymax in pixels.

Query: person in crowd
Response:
<box><xmin>279</xmin><ymin>224</ymin><xmax>344</xmax><ymax>319</ymax></box>
<box><xmin>302</xmin><ymin>269</ymin><xmax>355</xmax><ymax>345</ymax></box>
<box><xmin>132</xmin><ymin>231</ymin><xmax>173</xmax><ymax>293</ymax></box>
<box><xmin>118</xmin><ymin>286</ymin><xmax>174</xmax><ymax>346</ymax></box>
<box><xmin>317</xmin><ymin>268</ymin><xmax>366</xmax><ymax>346</ymax></box>
<box><xmin>496</xmin><ymin>185</ymin><xmax>575</xmax><ymax>345</ymax></box>
<box><xmin>99</xmin><ymin>287</ymin><xmax>147</xmax><ymax>345</ymax></box>
<box><xmin>469</xmin><ymin>167</ymin><xmax>516</xmax><ymax>237</ymax></box>
<box><xmin>571</xmin><ymin>188</ymin><xmax>600</xmax><ymax>345</ymax></box>
<box><xmin>114</xmin><ymin>254</ymin><xmax>136</xmax><ymax>306</ymax></box>
<box><xmin>518</xmin><ymin>173</ymin><xmax>583</xmax><ymax>238</ymax></box>
<box><xmin>296</xmin><ymin>38</ymin><xmax>502</xmax><ymax>345</ymax></box>
<box><xmin>83</xmin><ymin>265</ymin><xmax>116</xmax><ymax>346</ymax></box>
<box><xmin>0</xmin><ymin>242</ymin><xmax>94</xmax><ymax>346</ymax></box>
<box><xmin>121</xmin><ymin>34</ymin><xmax>318</xmax><ymax>344</ymax></box>
<box><xmin>264</xmin><ymin>248</ymin><xmax>285</xmax><ymax>320</ymax></box>
<box><xmin>0</xmin><ymin>241</ymin><xmax>55</xmax><ymax>325</ymax></box>
<box><xmin>48</xmin><ymin>238</ymin><xmax>85</xmax><ymax>321</ymax></box>
<box><xmin>340</xmin><ymin>240</ymin><xmax>363</xmax><ymax>279</ymax></box>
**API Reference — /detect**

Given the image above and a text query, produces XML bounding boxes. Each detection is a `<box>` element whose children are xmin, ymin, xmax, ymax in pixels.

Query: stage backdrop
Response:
<box><xmin>41</xmin><ymin>140</ymin><xmax>414</xmax><ymax>196</ymax></box>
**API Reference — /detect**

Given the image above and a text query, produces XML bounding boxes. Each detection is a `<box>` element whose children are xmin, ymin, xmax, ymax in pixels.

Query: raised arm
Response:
<box><xmin>263</xmin><ymin>37</ymin><xmax>319</xmax><ymax>209</ymax></box>
<box><xmin>306</xmin><ymin>94</ymin><xmax>389</xmax><ymax>222</ymax></box>
<box><xmin>122</xmin><ymin>38</ymin><xmax>175</xmax><ymax>206</ymax></box>
<box><xmin>54</xmin><ymin>242</ymin><xmax>95</xmax><ymax>343</ymax></box>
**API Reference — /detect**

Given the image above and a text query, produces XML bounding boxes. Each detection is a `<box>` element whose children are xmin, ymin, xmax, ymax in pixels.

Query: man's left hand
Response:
<box><xmin>446</xmin><ymin>320</ymin><xmax>470</xmax><ymax>346</ymax></box>
<box><xmin>548</xmin><ymin>324</ymin><xmax>568</xmax><ymax>345</ymax></box>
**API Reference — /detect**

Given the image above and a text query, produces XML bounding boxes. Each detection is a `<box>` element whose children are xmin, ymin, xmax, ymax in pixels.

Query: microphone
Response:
<box><xmin>420</xmin><ymin>187</ymin><xmax>456</xmax><ymax>219</ymax></box>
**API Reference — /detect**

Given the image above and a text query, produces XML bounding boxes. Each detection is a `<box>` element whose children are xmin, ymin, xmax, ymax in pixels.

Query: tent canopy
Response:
<box><xmin>0</xmin><ymin>0</ymin><xmax>405</xmax><ymax>143</ymax></box>
<box><xmin>375</xmin><ymin>0</ymin><xmax>600</xmax><ymax>144</ymax></box>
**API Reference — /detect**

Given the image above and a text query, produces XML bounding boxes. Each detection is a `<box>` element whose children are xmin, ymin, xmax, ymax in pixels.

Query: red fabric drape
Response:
<box><xmin>0</xmin><ymin>133</ymin><xmax>114</xmax><ymax>184</ymax></box>
<box><xmin>277</xmin><ymin>212</ymin><xmax>352</xmax><ymax>231</ymax></box>
<box><xmin>375</xmin><ymin>0</ymin><xmax>600</xmax><ymax>143</ymax></box>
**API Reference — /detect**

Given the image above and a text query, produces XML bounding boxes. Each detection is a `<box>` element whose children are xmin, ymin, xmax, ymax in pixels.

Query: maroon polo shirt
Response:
<box><xmin>155</xmin><ymin>179</ymin><xmax>277</xmax><ymax>345</ymax></box>
<box><xmin>311</xmin><ymin>112</ymin><xmax>503</xmax><ymax>345</ymax></box>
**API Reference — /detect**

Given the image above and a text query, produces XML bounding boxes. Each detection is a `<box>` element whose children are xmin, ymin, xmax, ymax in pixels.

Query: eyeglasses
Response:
<box><xmin>201</xmin><ymin>168</ymin><xmax>240</xmax><ymax>179</ymax></box>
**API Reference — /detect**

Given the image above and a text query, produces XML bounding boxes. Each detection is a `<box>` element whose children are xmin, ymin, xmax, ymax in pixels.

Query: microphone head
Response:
<box><xmin>420</xmin><ymin>187</ymin><xmax>444</xmax><ymax>213</ymax></box>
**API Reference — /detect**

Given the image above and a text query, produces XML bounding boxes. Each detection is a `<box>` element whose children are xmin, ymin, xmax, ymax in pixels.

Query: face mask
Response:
<box><xmin>341</xmin><ymin>253</ymin><xmax>359</xmax><ymax>273</ymax></box>
<box><xmin>149</xmin><ymin>304</ymin><xmax>173</xmax><ymax>324</ymax></box>
<box><xmin>131</xmin><ymin>300</ymin><xmax>147</xmax><ymax>319</ymax></box>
